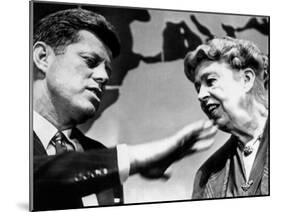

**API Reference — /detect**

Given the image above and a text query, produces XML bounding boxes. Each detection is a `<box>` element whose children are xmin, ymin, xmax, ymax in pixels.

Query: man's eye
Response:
<box><xmin>84</xmin><ymin>57</ymin><xmax>99</xmax><ymax>68</ymax></box>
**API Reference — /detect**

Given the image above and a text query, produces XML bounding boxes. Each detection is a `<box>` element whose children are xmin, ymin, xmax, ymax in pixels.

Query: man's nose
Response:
<box><xmin>197</xmin><ymin>85</ymin><xmax>210</xmax><ymax>102</ymax></box>
<box><xmin>91</xmin><ymin>63</ymin><xmax>109</xmax><ymax>85</ymax></box>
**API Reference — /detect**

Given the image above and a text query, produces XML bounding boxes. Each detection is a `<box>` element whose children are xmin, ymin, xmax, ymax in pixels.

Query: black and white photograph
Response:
<box><xmin>29</xmin><ymin>0</ymin><xmax>270</xmax><ymax>211</ymax></box>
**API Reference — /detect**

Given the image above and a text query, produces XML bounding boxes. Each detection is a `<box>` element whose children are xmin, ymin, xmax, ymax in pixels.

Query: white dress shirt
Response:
<box><xmin>241</xmin><ymin>138</ymin><xmax>261</xmax><ymax>181</ymax></box>
<box><xmin>33</xmin><ymin>111</ymin><xmax>130</xmax><ymax>206</ymax></box>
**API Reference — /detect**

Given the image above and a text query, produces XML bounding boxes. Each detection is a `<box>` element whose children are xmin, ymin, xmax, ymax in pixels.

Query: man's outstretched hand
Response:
<box><xmin>128</xmin><ymin>120</ymin><xmax>217</xmax><ymax>179</ymax></box>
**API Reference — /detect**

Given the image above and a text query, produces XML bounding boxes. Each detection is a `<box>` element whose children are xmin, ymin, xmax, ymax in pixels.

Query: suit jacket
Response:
<box><xmin>32</xmin><ymin>129</ymin><xmax>124</xmax><ymax>211</ymax></box>
<box><xmin>192</xmin><ymin>121</ymin><xmax>269</xmax><ymax>199</ymax></box>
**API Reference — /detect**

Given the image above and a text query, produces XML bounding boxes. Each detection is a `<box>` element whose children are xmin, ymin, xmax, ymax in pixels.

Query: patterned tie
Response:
<box><xmin>51</xmin><ymin>131</ymin><xmax>69</xmax><ymax>154</ymax></box>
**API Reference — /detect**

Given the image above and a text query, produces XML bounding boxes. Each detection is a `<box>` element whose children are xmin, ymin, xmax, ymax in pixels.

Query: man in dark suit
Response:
<box><xmin>32</xmin><ymin>8</ymin><xmax>217</xmax><ymax>211</ymax></box>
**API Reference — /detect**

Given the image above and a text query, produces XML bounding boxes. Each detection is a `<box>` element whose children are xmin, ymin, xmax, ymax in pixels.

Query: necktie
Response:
<box><xmin>51</xmin><ymin>131</ymin><xmax>69</xmax><ymax>154</ymax></box>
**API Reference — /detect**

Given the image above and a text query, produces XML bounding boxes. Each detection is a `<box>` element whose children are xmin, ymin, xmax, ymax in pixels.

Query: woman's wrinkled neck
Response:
<box><xmin>228</xmin><ymin>99</ymin><xmax>268</xmax><ymax>145</ymax></box>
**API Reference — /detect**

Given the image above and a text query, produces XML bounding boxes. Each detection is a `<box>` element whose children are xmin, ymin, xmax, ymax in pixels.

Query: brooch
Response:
<box><xmin>241</xmin><ymin>180</ymin><xmax>254</xmax><ymax>192</ymax></box>
<box><xmin>243</xmin><ymin>146</ymin><xmax>254</xmax><ymax>156</ymax></box>
<box><xmin>243</xmin><ymin>134</ymin><xmax>262</xmax><ymax>156</ymax></box>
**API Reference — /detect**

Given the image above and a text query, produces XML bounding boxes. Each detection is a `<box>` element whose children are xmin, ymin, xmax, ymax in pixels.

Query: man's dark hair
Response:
<box><xmin>34</xmin><ymin>8</ymin><xmax>120</xmax><ymax>57</ymax></box>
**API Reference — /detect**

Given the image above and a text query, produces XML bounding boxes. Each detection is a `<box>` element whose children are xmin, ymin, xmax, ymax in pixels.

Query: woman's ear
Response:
<box><xmin>242</xmin><ymin>68</ymin><xmax>256</xmax><ymax>92</ymax></box>
<box><xmin>33</xmin><ymin>41</ymin><xmax>54</xmax><ymax>75</ymax></box>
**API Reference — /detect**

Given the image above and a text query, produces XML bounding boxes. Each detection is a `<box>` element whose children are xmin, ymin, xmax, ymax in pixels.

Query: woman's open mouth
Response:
<box><xmin>204</xmin><ymin>103</ymin><xmax>220</xmax><ymax>118</ymax></box>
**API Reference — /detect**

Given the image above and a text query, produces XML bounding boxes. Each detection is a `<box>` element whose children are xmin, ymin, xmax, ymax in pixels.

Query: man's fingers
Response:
<box><xmin>197</xmin><ymin>125</ymin><xmax>218</xmax><ymax>140</ymax></box>
<box><xmin>188</xmin><ymin>120</ymin><xmax>215</xmax><ymax>138</ymax></box>
<box><xmin>190</xmin><ymin>125</ymin><xmax>217</xmax><ymax>152</ymax></box>
<box><xmin>176</xmin><ymin>120</ymin><xmax>213</xmax><ymax>141</ymax></box>
<box><xmin>168</xmin><ymin>120</ymin><xmax>216</xmax><ymax>160</ymax></box>
<box><xmin>191</xmin><ymin>137</ymin><xmax>215</xmax><ymax>151</ymax></box>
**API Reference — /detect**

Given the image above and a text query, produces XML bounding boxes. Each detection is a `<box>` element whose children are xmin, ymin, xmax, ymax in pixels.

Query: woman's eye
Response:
<box><xmin>206</xmin><ymin>78</ymin><xmax>216</xmax><ymax>86</ymax></box>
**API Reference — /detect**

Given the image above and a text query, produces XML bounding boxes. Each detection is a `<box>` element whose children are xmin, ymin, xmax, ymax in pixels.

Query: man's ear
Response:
<box><xmin>242</xmin><ymin>68</ymin><xmax>256</xmax><ymax>92</ymax></box>
<box><xmin>33</xmin><ymin>41</ymin><xmax>54</xmax><ymax>74</ymax></box>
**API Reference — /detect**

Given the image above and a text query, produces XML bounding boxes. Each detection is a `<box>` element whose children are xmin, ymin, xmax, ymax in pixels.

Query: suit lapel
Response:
<box><xmin>206</xmin><ymin>159</ymin><xmax>230</xmax><ymax>198</ymax></box>
<box><xmin>33</xmin><ymin>132</ymin><xmax>47</xmax><ymax>156</ymax></box>
<box><xmin>205</xmin><ymin>137</ymin><xmax>236</xmax><ymax>198</ymax></box>
<box><xmin>70</xmin><ymin>128</ymin><xmax>106</xmax><ymax>150</ymax></box>
<box><xmin>206</xmin><ymin>121</ymin><xmax>269</xmax><ymax>197</ymax></box>
<box><xmin>249</xmin><ymin>120</ymin><xmax>269</xmax><ymax>195</ymax></box>
<box><xmin>70</xmin><ymin>128</ymin><xmax>124</xmax><ymax>205</ymax></box>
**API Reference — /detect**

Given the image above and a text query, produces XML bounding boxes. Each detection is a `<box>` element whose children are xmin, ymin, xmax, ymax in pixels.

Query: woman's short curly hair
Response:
<box><xmin>184</xmin><ymin>37</ymin><xmax>268</xmax><ymax>83</ymax></box>
<box><xmin>184</xmin><ymin>37</ymin><xmax>269</xmax><ymax>106</ymax></box>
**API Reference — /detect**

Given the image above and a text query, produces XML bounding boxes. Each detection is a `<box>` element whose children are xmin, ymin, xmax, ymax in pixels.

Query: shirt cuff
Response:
<box><xmin>116</xmin><ymin>144</ymin><xmax>130</xmax><ymax>184</ymax></box>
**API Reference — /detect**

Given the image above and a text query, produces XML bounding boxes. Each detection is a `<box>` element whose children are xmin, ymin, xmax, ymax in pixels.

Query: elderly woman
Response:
<box><xmin>184</xmin><ymin>37</ymin><xmax>269</xmax><ymax>198</ymax></box>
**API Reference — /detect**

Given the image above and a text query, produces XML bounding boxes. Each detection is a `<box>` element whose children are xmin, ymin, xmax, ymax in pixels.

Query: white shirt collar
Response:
<box><xmin>33</xmin><ymin>111</ymin><xmax>75</xmax><ymax>151</ymax></box>
<box><xmin>33</xmin><ymin>111</ymin><xmax>58</xmax><ymax>151</ymax></box>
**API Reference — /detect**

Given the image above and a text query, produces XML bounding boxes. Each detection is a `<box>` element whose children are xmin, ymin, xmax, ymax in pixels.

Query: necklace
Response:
<box><xmin>242</xmin><ymin>134</ymin><xmax>262</xmax><ymax>156</ymax></box>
